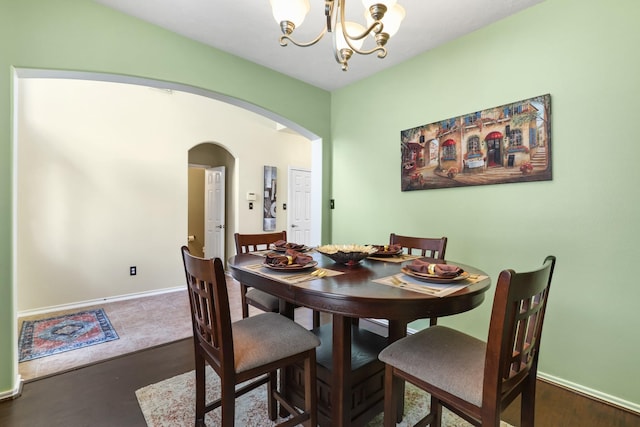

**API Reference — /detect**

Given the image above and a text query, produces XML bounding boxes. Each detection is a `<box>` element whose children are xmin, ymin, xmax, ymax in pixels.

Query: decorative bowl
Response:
<box><xmin>315</xmin><ymin>244</ymin><xmax>378</xmax><ymax>266</ymax></box>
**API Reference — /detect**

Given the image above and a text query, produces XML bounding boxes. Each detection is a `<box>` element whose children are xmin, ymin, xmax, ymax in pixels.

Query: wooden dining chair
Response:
<box><xmin>390</xmin><ymin>233</ymin><xmax>448</xmax><ymax>326</ymax></box>
<box><xmin>379</xmin><ymin>255</ymin><xmax>556</xmax><ymax>427</ymax></box>
<box><xmin>181</xmin><ymin>246</ymin><xmax>320</xmax><ymax>427</ymax></box>
<box><xmin>234</xmin><ymin>231</ymin><xmax>320</xmax><ymax>328</ymax></box>
<box><xmin>389</xmin><ymin>233</ymin><xmax>448</xmax><ymax>259</ymax></box>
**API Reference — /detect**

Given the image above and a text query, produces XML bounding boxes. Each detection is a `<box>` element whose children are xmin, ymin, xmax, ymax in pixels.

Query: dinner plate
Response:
<box><xmin>263</xmin><ymin>260</ymin><xmax>318</xmax><ymax>271</ymax></box>
<box><xmin>401</xmin><ymin>266</ymin><xmax>470</xmax><ymax>284</ymax></box>
<box><xmin>271</xmin><ymin>245</ymin><xmax>311</xmax><ymax>253</ymax></box>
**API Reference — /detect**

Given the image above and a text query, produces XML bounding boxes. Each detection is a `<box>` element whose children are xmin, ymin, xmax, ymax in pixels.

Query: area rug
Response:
<box><xmin>19</xmin><ymin>308</ymin><xmax>119</xmax><ymax>362</ymax></box>
<box><xmin>136</xmin><ymin>365</ymin><xmax>513</xmax><ymax>426</ymax></box>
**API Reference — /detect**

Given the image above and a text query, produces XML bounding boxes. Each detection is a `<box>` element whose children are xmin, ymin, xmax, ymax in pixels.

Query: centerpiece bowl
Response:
<box><xmin>315</xmin><ymin>244</ymin><xmax>378</xmax><ymax>266</ymax></box>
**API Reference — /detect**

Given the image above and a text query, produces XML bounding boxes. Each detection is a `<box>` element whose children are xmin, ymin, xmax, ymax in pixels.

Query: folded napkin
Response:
<box><xmin>264</xmin><ymin>249</ymin><xmax>313</xmax><ymax>266</ymax></box>
<box><xmin>407</xmin><ymin>259</ymin><xmax>463</xmax><ymax>278</ymax></box>
<box><xmin>272</xmin><ymin>240</ymin><xmax>305</xmax><ymax>250</ymax></box>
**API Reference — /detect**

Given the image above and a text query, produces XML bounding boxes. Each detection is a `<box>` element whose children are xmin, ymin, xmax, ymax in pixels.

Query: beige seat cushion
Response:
<box><xmin>245</xmin><ymin>288</ymin><xmax>280</xmax><ymax>311</ymax></box>
<box><xmin>233</xmin><ymin>312</ymin><xmax>320</xmax><ymax>373</ymax></box>
<box><xmin>378</xmin><ymin>325</ymin><xmax>486</xmax><ymax>408</ymax></box>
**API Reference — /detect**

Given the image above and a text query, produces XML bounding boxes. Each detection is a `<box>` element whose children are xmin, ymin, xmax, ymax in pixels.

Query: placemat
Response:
<box><xmin>241</xmin><ymin>263</ymin><xmax>344</xmax><ymax>284</ymax></box>
<box><xmin>374</xmin><ymin>273</ymin><xmax>488</xmax><ymax>297</ymax></box>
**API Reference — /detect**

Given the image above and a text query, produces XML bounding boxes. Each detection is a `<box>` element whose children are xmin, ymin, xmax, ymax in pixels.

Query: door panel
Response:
<box><xmin>289</xmin><ymin>169</ymin><xmax>312</xmax><ymax>245</ymax></box>
<box><xmin>204</xmin><ymin>167</ymin><xmax>225</xmax><ymax>260</ymax></box>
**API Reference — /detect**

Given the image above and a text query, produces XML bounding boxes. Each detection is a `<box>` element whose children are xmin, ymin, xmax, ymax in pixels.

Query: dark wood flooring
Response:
<box><xmin>0</xmin><ymin>339</ymin><xmax>193</xmax><ymax>427</ymax></box>
<box><xmin>2</xmin><ymin>333</ymin><xmax>639</xmax><ymax>427</ymax></box>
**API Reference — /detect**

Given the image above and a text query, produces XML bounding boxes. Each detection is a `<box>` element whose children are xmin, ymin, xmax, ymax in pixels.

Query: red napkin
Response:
<box><xmin>265</xmin><ymin>249</ymin><xmax>313</xmax><ymax>266</ymax></box>
<box><xmin>407</xmin><ymin>259</ymin><xmax>463</xmax><ymax>278</ymax></box>
<box><xmin>272</xmin><ymin>239</ymin><xmax>287</xmax><ymax>247</ymax></box>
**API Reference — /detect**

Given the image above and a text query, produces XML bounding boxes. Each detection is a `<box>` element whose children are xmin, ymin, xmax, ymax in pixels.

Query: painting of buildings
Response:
<box><xmin>401</xmin><ymin>94</ymin><xmax>551</xmax><ymax>191</ymax></box>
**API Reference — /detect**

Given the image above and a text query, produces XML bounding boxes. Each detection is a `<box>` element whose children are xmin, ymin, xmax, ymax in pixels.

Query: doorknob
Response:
<box><xmin>291</xmin><ymin>224</ymin><xmax>298</xmax><ymax>228</ymax></box>
<box><xmin>216</xmin><ymin>225</ymin><xmax>225</xmax><ymax>229</ymax></box>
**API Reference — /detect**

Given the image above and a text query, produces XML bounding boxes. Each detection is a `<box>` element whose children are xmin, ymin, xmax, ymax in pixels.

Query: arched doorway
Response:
<box><xmin>188</xmin><ymin>143</ymin><xmax>235</xmax><ymax>260</ymax></box>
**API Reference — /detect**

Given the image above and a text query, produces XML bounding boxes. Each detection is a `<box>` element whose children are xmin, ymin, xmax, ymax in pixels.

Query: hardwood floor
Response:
<box><xmin>3</xmin><ymin>278</ymin><xmax>639</xmax><ymax>426</ymax></box>
<box><xmin>1</xmin><ymin>338</ymin><xmax>194</xmax><ymax>427</ymax></box>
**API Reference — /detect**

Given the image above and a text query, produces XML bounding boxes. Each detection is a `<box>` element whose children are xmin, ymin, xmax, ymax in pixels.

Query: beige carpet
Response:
<box><xmin>136</xmin><ymin>365</ymin><xmax>513</xmax><ymax>427</ymax></box>
<box><xmin>18</xmin><ymin>289</ymin><xmax>192</xmax><ymax>380</ymax></box>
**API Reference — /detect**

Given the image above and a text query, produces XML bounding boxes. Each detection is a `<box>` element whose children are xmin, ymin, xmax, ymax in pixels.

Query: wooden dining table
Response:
<box><xmin>228</xmin><ymin>250</ymin><xmax>491</xmax><ymax>427</ymax></box>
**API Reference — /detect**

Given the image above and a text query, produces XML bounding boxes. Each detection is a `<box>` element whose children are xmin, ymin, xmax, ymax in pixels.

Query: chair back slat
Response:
<box><xmin>181</xmin><ymin>246</ymin><xmax>234</xmax><ymax>368</ymax></box>
<box><xmin>234</xmin><ymin>231</ymin><xmax>287</xmax><ymax>254</ymax></box>
<box><xmin>389</xmin><ymin>233</ymin><xmax>448</xmax><ymax>259</ymax></box>
<box><xmin>486</xmin><ymin>256</ymin><xmax>556</xmax><ymax>398</ymax></box>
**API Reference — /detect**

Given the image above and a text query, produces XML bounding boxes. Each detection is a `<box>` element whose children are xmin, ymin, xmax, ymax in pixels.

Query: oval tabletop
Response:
<box><xmin>228</xmin><ymin>251</ymin><xmax>491</xmax><ymax>321</ymax></box>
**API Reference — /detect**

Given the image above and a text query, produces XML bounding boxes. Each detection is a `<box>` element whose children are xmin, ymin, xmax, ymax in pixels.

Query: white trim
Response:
<box><xmin>10</xmin><ymin>68</ymin><xmax>21</xmax><ymax>401</ymax></box>
<box><xmin>17</xmin><ymin>287</ymin><xmax>184</xmax><ymax>318</ymax></box>
<box><xmin>310</xmin><ymin>138</ymin><xmax>322</xmax><ymax>247</ymax></box>
<box><xmin>0</xmin><ymin>375</ymin><xmax>22</xmax><ymax>401</ymax></box>
<box><xmin>538</xmin><ymin>372</ymin><xmax>640</xmax><ymax>415</ymax></box>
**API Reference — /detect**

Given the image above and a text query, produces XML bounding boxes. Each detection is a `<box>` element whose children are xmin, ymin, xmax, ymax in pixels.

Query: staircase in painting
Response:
<box><xmin>530</xmin><ymin>146</ymin><xmax>548</xmax><ymax>170</ymax></box>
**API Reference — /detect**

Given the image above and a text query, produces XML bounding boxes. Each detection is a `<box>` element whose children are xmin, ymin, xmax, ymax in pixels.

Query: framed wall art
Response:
<box><xmin>263</xmin><ymin>165</ymin><xmax>277</xmax><ymax>231</ymax></box>
<box><xmin>401</xmin><ymin>94</ymin><xmax>551</xmax><ymax>191</ymax></box>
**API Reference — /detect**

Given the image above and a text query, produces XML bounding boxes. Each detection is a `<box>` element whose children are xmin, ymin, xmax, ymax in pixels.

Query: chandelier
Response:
<box><xmin>269</xmin><ymin>0</ymin><xmax>406</xmax><ymax>71</ymax></box>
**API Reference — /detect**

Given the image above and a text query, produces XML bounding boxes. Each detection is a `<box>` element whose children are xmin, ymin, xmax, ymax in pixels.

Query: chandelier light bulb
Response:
<box><xmin>382</xmin><ymin>4</ymin><xmax>405</xmax><ymax>37</ymax></box>
<box><xmin>270</xmin><ymin>0</ymin><xmax>310</xmax><ymax>28</ymax></box>
<box><xmin>365</xmin><ymin>3</ymin><xmax>405</xmax><ymax>37</ymax></box>
<box><xmin>336</xmin><ymin>21</ymin><xmax>366</xmax><ymax>52</ymax></box>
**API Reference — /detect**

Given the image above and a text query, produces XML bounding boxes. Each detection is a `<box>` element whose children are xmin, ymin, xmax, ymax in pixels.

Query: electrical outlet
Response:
<box><xmin>130</xmin><ymin>266</ymin><xmax>137</xmax><ymax>276</ymax></box>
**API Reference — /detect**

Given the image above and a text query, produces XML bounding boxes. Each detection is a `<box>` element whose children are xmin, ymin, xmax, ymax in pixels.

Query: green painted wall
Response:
<box><xmin>0</xmin><ymin>0</ymin><xmax>330</xmax><ymax>395</ymax></box>
<box><xmin>331</xmin><ymin>0</ymin><xmax>640</xmax><ymax>408</ymax></box>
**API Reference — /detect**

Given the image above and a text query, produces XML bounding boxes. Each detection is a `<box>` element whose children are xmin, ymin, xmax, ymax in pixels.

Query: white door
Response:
<box><xmin>204</xmin><ymin>166</ymin><xmax>225</xmax><ymax>260</ymax></box>
<box><xmin>289</xmin><ymin>168</ymin><xmax>312</xmax><ymax>245</ymax></box>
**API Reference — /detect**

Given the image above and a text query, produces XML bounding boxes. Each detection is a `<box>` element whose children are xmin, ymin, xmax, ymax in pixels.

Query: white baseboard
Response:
<box><xmin>538</xmin><ymin>372</ymin><xmax>640</xmax><ymax>415</ymax></box>
<box><xmin>0</xmin><ymin>375</ymin><xmax>23</xmax><ymax>402</ymax></box>
<box><xmin>17</xmin><ymin>286</ymin><xmax>185</xmax><ymax>318</ymax></box>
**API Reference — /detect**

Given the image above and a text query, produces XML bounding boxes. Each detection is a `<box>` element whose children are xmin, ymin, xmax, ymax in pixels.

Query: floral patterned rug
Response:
<box><xmin>136</xmin><ymin>365</ymin><xmax>513</xmax><ymax>426</ymax></box>
<box><xmin>18</xmin><ymin>308</ymin><xmax>119</xmax><ymax>362</ymax></box>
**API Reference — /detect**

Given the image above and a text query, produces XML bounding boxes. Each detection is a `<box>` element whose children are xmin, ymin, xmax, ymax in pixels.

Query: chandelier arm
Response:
<box><xmin>325</xmin><ymin>0</ymin><xmax>335</xmax><ymax>32</ymax></box>
<box><xmin>337</xmin><ymin>3</ymin><xmax>387</xmax><ymax>58</ymax></box>
<box><xmin>354</xmin><ymin>45</ymin><xmax>388</xmax><ymax>58</ymax></box>
<box><xmin>279</xmin><ymin>28</ymin><xmax>327</xmax><ymax>48</ymax></box>
<box><xmin>347</xmin><ymin>21</ymin><xmax>384</xmax><ymax>41</ymax></box>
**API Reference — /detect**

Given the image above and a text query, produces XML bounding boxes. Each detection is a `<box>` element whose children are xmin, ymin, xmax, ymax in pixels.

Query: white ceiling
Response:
<box><xmin>94</xmin><ymin>0</ymin><xmax>543</xmax><ymax>91</ymax></box>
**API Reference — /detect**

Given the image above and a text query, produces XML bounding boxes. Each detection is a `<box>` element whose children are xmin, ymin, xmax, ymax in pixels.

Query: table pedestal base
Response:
<box><xmin>284</xmin><ymin>323</ymin><xmax>388</xmax><ymax>427</ymax></box>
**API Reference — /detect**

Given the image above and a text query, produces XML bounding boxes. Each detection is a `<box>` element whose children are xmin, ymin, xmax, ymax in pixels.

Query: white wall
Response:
<box><xmin>17</xmin><ymin>78</ymin><xmax>311</xmax><ymax>312</ymax></box>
